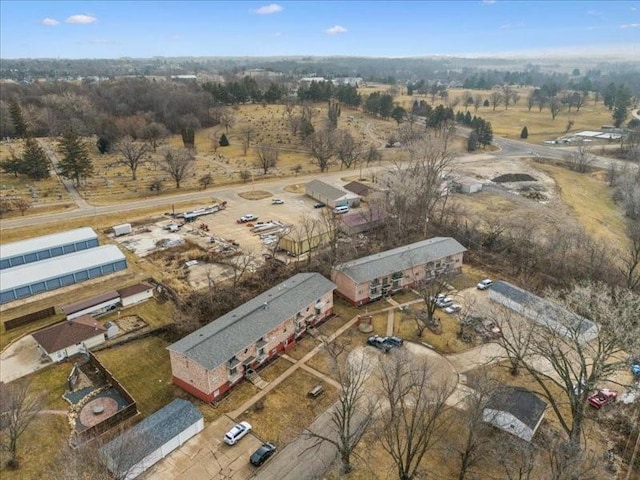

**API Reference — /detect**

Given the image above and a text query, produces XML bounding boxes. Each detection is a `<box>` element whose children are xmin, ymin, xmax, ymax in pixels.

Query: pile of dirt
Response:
<box><xmin>492</xmin><ymin>173</ymin><xmax>537</xmax><ymax>183</ymax></box>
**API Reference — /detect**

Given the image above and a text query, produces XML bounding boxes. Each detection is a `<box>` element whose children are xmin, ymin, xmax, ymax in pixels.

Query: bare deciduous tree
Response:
<box><xmin>549</xmin><ymin>95</ymin><xmax>563</xmax><ymax>120</ymax></box>
<box><xmin>141</xmin><ymin>122</ymin><xmax>169</xmax><ymax>152</ymax></box>
<box><xmin>240</xmin><ymin>127</ymin><xmax>255</xmax><ymax>156</ymax></box>
<box><xmin>334</xmin><ymin>130</ymin><xmax>363</xmax><ymax>170</ymax></box>
<box><xmin>489</xmin><ymin>91</ymin><xmax>504</xmax><ymax>111</ymax></box>
<box><xmin>114</xmin><ymin>136</ymin><xmax>151</xmax><ymax>180</ymax></box>
<box><xmin>473</xmin><ymin>95</ymin><xmax>483</xmax><ymax>112</ymax></box>
<box><xmin>303</xmin><ymin>344</ymin><xmax>375</xmax><ymax>474</ymax></box>
<box><xmin>0</xmin><ymin>378</ymin><xmax>44</xmax><ymax>469</ymax></box>
<box><xmin>160</xmin><ymin>147</ymin><xmax>195</xmax><ymax>189</ymax></box>
<box><xmin>307</xmin><ymin>128</ymin><xmax>336</xmax><ymax>173</ymax></box>
<box><xmin>218</xmin><ymin>108</ymin><xmax>235</xmax><ymax>133</ymax></box>
<box><xmin>377</xmin><ymin>352</ymin><xmax>454</xmax><ymax>480</ymax></box>
<box><xmin>566</xmin><ymin>139</ymin><xmax>594</xmax><ymax>173</ymax></box>
<box><xmin>254</xmin><ymin>145</ymin><xmax>278</xmax><ymax>174</ymax></box>
<box><xmin>198</xmin><ymin>172</ymin><xmax>213</xmax><ymax>190</ymax></box>
<box><xmin>496</xmin><ymin>282</ymin><xmax>640</xmax><ymax>447</ymax></box>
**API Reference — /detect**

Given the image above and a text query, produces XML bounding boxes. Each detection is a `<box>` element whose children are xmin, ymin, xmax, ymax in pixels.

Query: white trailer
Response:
<box><xmin>113</xmin><ymin>223</ymin><xmax>132</xmax><ymax>236</ymax></box>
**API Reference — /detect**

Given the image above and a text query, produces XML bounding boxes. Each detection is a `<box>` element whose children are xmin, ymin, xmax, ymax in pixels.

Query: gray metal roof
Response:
<box><xmin>168</xmin><ymin>273</ymin><xmax>336</xmax><ymax>369</ymax></box>
<box><xmin>333</xmin><ymin>237</ymin><xmax>466</xmax><ymax>284</ymax></box>
<box><xmin>0</xmin><ymin>227</ymin><xmax>97</xmax><ymax>259</ymax></box>
<box><xmin>0</xmin><ymin>245</ymin><xmax>126</xmax><ymax>292</ymax></box>
<box><xmin>100</xmin><ymin>399</ymin><xmax>202</xmax><ymax>474</ymax></box>
<box><xmin>490</xmin><ymin>281</ymin><xmax>596</xmax><ymax>335</ymax></box>
<box><xmin>486</xmin><ymin>387</ymin><xmax>547</xmax><ymax>430</ymax></box>
<box><xmin>306</xmin><ymin>179</ymin><xmax>357</xmax><ymax>201</ymax></box>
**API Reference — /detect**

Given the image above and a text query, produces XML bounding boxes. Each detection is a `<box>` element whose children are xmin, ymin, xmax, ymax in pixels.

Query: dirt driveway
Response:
<box><xmin>0</xmin><ymin>334</ymin><xmax>49</xmax><ymax>383</ymax></box>
<box><xmin>145</xmin><ymin>414</ymin><xmax>263</xmax><ymax>480</ymax></box>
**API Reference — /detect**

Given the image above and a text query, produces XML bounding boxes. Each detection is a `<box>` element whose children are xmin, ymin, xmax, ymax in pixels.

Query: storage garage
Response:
<box><xmin>61</xmin><ymin>290</ymin><xmax>121</xmax><ymax>320</ymax></box>
<box><xmin>0</xmin><ymin>245</ymin><xmax>127</xmax><ymax>304</ymax></box>
<box><xmin>0</xmin><ymin>227</ymin><xmax>99</xmax><ymax>270</ymax></box>
<box><xmin>100</xmin><ymin>398</ymin><xmax>204</xmax><ymax>480</ymax></box>
<box><xmin>118</xmin><ymin>282</ymin><xmax>154</xmax><ymax>307</ymax></box>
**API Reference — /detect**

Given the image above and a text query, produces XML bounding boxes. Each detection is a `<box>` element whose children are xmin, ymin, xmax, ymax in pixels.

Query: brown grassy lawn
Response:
<box><xmin>197</xmin><ymin>380</ymin><xmax>260</xmax><ymax>424</ymax></box>
<box><xmin>258</xmin><ymin>357</ymin><xmax>293</xmax><ymax>383</ymax></box>
<box><xmin>0</xmin><ymin>415</ymin><xmax>69</xmax><ymax>480</ymax></box>
<box><xmin>29</xmin><ymin>362</ymin><xmax>72</xmax><ymax>410</ymax></box>
<box><xmin>95</xmin><ymin>335</ymin><xmax>179</xmax><ymax>416</ymax></box>
<box><xmin>532</xmin><ymin>161</ymin><xmax>629</xmax><ymax>251</ymax></box>
<box><xmin>238</xmin><ymin>369</ymin><xmax>338</xmax><ymax>446</ymax></box>
<box><xmin>100</xmin><ymin>298</ymin><xmax>174</xmax><ymax>330</ymax></box>
<box><xmin>450</xmin><ymin>265</ymin><xmax>493</xmax><ymax>291</ymax></box>
<box><xmin>286</xmin><ymin>335</ymin><xmax>319</xmax><ymax>361</ymax></box>
<box><xmin>387</xmin><ymin>87</ymin><xmax>613</xmax><ymax>143</ymax></box>
<box><xmin>390</xmin><ymin>290</ymin><xmax>421</xmax><ymax>304</ymax></box>
<box><xmin>395</xmin><ymin>308</ymin><xmax>471</xmax><ymax>354</ymax></box>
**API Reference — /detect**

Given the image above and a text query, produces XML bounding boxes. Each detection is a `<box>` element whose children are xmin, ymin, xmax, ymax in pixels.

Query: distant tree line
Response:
<box><xmin>296</xmin><ymin>80</ymin><xmax>361</xmax><ymax>106</ymax></box>
<box><xmin>202</xmin><ymin>76</ymin><xmax>286</xmax><ymax>104</ymax></box>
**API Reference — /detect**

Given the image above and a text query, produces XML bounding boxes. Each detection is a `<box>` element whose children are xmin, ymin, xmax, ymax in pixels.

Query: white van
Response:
<box><xmin>333</xmin><ymin>205</ymin><xmax>349</xmax><ymax>214</ymax></box>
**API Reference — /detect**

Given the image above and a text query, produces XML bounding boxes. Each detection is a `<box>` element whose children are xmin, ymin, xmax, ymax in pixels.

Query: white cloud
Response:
<box><xmin>324</xmin><ymin>25</ymin><xmax>347</xmax><ymax>35</ymax></box>
<box><xmin>632</xmin><ymin>7</ymin><xmax>637</xmax><ymax>11</ymax></box>
<box><xmin>65</xmin><ymin>14</ymin><xmax>97</xmax><ymax>24</ymax></box>
<box><xmin>482</xmin><ymin>0</ymin><xmax>496</xmax><ymax>4</ymax></box>
<box><xmin>271</xmin><ymin>32</ymin><xmax>282</xmax><ymax>37</ymax></box>
<box><xmin>40</xmin><ymin>18</ymin><xmax>59</xmax><ymax>26</ymax></box>
<box><xmin>620</xmin><ymin>23</ymin><xmax>640</xmax><ymax>29</ymax></box>
<box><xmin>251</xmin><ymin>4</ymin><xmax>283</xmax><ymax>15</ymax></box>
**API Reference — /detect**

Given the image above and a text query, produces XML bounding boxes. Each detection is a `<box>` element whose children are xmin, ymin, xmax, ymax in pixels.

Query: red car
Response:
<box><xmin>587</xmin><ymin>388</ymin><xmax>618</xmax><ymax>409</ymax></box>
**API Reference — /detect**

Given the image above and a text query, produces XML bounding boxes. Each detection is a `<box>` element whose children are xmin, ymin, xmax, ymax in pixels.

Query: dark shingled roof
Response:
<box><xmin>31</xmin><ymin>316</ymin><xmax>106</xmax><ymax>354</ymax></box>
<box><xmin>334</xmin><ymin>237</ymin><xmax>466</xmax><ymax>284</ymax></box>
<box><xmin>486</xmin><ymin>387</ymin><xmax>547</xmax><ymax>430</ymax></box>
<box><xmin>117</xmin><ymin>282</ymin><xmax>153</xmax><ymax>299</ymax></box>
<box><xmin>306</xmin><ymin>179</ymin><xmax>355</xmax><ymax>201</ymax></box>
<box><xmin>100</xmin><ymin>399</ymin><xmax>202</xmax><ymax>475</ymax></box>
<box><xmin>168</xmin><ymin>273</ymin><xmax>336</xmax><ymax>370</ymax></box>
<box><xmin>61</xmin><ymin>291</ymin><xmax>120</xmax><ymax>315</ymax></box>
<box><xmin>343</xmin><ymin>181</ymin><xmax>372</xmax><ymax>196</ymax></box>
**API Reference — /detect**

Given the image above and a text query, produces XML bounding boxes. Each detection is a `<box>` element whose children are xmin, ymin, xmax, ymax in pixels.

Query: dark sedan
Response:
<box><xmin>250</xmin><ymin>442</ymin><xmax>277</xmax><ymax>466</ymax></box>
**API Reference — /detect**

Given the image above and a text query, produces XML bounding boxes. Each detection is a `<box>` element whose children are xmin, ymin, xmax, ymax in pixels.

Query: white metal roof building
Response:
<box><xmin>0</xmin><ymin>227</ymin><xmax>99</xmax><ymax>270</ymax></box>
<box><xmin>0</xmin><ymin>245</ymin><xmax>127</xmax><ymax>304</ymax></box>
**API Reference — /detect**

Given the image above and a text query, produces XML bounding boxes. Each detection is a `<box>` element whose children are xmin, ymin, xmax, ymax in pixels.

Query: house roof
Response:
<box><xmin>343</xmin><ymin>181</ymin><xmax>372</xmax><ymax>196</ymax></box>
<box><xmin>490</xmin><ymin>281</ymin><xmax>596</xmax><ymax>335</ymax></box>
<box><xmin>485</xmin><ymin>387</ymin><xmax>547</xmax><ymax>431</ymax></box>
<box><xmin>0</xmin><ymin>245</ymin><xmax>126</xmax><ymax>292</ymax></box>
<box><xmin>117</xmin><ymin>282</ymin><xmax>153</xmax><ymax>299</ymax></box>
<box><xmin>306</xmin><ymin>179</ymin><xmax>358</xmax><ymax>201</ymax></box>
<box><xmin>340</xmin><ymin>207</ymin><xmax>386</xmax><ymax>228</ymax></box>
<box><xmin>168</xmin><ymin>273</ymin><xmax>336</xmax><ymax>370</ymax></box>
<box><xmin>31</xmin><ymin>316</ymin><xmax>106</xmax><ymax>354</ymax></box>
<box><xmin>61</xmin><ymin>290</ymin><xmax>120</xmax><ymax>315</ymax></box>
<box><xmin>333</xmin><ymin>237</ymin><xmax>466</xmax><ymax>284</ymax></box>
<box><xmin>0</xmin><ymin>227</ymin><xmax>97</xmax><ymax>260</ymax></box>
<box><xmin>100</xmin><ymin>399</ymin><xmax>202</xmax><ymax>475</ymax></box>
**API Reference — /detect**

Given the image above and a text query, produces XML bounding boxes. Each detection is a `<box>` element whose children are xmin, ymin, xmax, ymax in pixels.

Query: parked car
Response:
<box><xmin>224</xmin><ymin>421</ymin><xmax>252</xmax><ymax>445</ymax></box>
<box><xmin>250</xmin><ymin>442</ymin><xmax>277</xmax><ymax>466</ymax></box>
<box><xmin>239</xmin><ymin>214</ymin><xmax>258</xmax><ymax>223</ymax></box>
<box><xmin>631</xmin><ymin>359</ymin><xmax>640</xmax><ymax>377</ymax></box>
<box><xmin>333</xmin><ymin>205</ymin><xmax>349</xmax><ymax>214</ymax></box>
<box><xmin>587</xmin><ymin>388</ymin><xmax>618</xmax><ymax>409</ymax></box>
<box><xmin>271</xmin><ymin>198</ymin><xmax>284</xmax><ymax>204</ymax></box>
<box><xmin>383</xmin><ymin>336</ymin><xmax>404</xmax><ymax>347</ymax></box>
<box><xmin>444</xmin><ymin>304</ymin><xmax>462</xmax><ymax>314</ymax></box>
<box><xmin>314</xmin><ymin>202</ymin><xmax>326</xmax><ymax>208</ymax></box>
<box><xmin>367</xmin><ymin>335</ymin><xmax>391</xmax><ymax>353</ymax></box>
<box><xmin>477</xmin><ymin>279</ymin><xmax>493</xmax><ymax>290</ymax></box>
<box><xmin>436</xmin><ymin>296</ymin><xmax>454</xmax><ymax>308</ymax></box>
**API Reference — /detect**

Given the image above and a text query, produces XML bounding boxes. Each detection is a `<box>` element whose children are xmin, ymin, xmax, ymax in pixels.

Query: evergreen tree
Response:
<box><xmin>464</xmin><ymin>111</ymin><xmax>472</xmax><ymax>125</ymax></box>
<box><xmin>520</xmin><ymin>126</ymin><xmax>529</xmax><ymax>139</ymax></box>
<box><xmin>612</xmin><ymin>85</ymin><xmax>632</xmax><ymax>128</ymax></box>
<box><xmin>0</xmin><ymin>155</ymin><xmax>24</xmax><ymax>177</ymax></box>
<box><xmin>21</xmin><ymin>137</ymin><xmax>50</xmax><ymax>180</ymax></box>
<box><xmin>219</xmin><ymin>133</ymin><xmax>229</xmax><ymax>146</ymax></box>
<box><xmin>328</xmin><ymin>100</ymin><xmax>341</xmax><ymax>129</ymax></box>
<box><xmin>58</xmin><ymin>130</ymin><xmax>94</xmax><ymax>187</ymax></box>
<box><xmin>467</xmin><ymin>131</ymin><xmax>479</xmax><ymax>152</ymax></box>
<box><xmin>8</xmin><ymin>97</ymin><xmax>28</xmax><ymax>138</ymax></box>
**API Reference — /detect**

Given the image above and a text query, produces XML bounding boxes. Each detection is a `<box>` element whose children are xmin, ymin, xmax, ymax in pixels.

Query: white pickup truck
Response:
<box><xmin>239</xmin><ymin>214</ymin><xmax>258</xmax><ymax>223</ymax></box>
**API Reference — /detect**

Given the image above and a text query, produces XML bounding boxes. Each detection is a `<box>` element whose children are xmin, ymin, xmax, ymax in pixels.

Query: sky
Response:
<box><xmin>1</xmin><ymin>1</ymin><xmax>638</xmax><ymax>59</ymax></box>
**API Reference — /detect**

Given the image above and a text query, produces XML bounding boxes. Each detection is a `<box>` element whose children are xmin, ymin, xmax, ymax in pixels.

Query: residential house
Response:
<box><xmin>100</xmin><ymin>398</ymin><xmax>204</xmax><ymax>480</ymax></box>
<box><xmin>332</xmin><ymin>237</ymin><xmax>466</xmax><ymax>306</ymax></box>
<box><xmin>31</xmin><ymin>315</ymin><xmax>107</xmax><ymax>362</ymax></box>
<box><xmin>305</xmin><ymin>179</ymin><xmax>361</xmax><ymax>208</ymax></box>
<box><xmin>168</xmin><ymin>273</ymin><xmax>336</xmax><ymax>402</ymax></box>
<box><xmin>483</xmin><ymin>387</ymin><xmax>547</xmax><ymax>442</ymax></box>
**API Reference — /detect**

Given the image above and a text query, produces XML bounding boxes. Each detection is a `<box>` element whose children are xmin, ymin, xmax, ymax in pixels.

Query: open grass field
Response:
<box><xmin>95</xmin><ymin>335</ymin><xmax>178</xmax><ymax>416</ymax></box>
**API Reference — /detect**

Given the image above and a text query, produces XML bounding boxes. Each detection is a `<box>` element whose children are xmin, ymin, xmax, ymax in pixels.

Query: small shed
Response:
<box><xmin>31</xmin><ymin>316</ymin><xmax>107</xmax><ymax>362</ymax></box>
<box><xmin>113</xmin><ymin>223</ymin><xmax>132</xmax><ymax>236</ymax></box>
<box><xmin>338</xmin><ymin>207</ymin><xmax>386</xmax><ymax>236</ymax></box>
<box><xmin>104</xmin><ymin>321</ymin><xmax>120</xmax><ymax>339</ymax></box>
<box><xmin>61</xmin><ymin>290</ymin><xmax>120</xmax><ymax>320</ymax></box>
<box><xmin>483</xmin><ymin>387</ymin><xmax>547</xmax><ymax>442</ymax></box>
<box><xmin>117</xmin><ymin>282</ymin><xmax>154</xmax><ymax>307</ymax></box>
<box><xmin>100</xmin><ymin>399</ymin><xmax>204</xmax><ymax>480</ymax></box>
<box><xmin>455</xmin><ymin>178</ymin><xmax>483</xmax><ymax>194</ymax></box>
<box><xmin>305</xmin><ymin>179</ymin><xmax>361</xmax><ymax>208</ymax></box>
<box><xmin>343</xmin><ymin>181</ymin><xmax>372</xmax><ymax>198</ymax></box>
